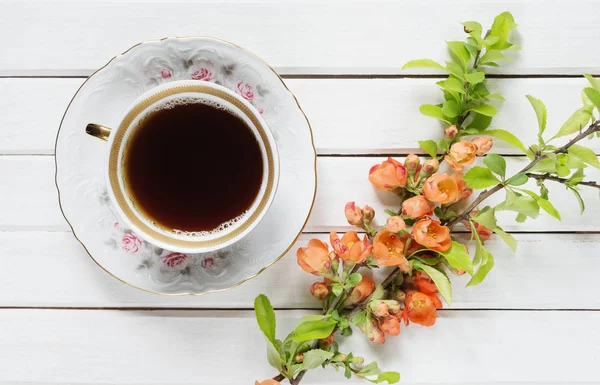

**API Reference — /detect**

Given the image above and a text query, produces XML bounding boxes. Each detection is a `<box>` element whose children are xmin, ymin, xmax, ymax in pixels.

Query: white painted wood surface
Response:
<box><xmin>2</xmin><ymin>0</ymin><xmax>600</xmax><ymax>384</ymax></box>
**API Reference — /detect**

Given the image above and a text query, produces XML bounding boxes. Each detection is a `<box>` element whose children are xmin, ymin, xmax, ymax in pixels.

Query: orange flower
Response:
<box><xmin>401</xmin><ymin>195</ymin><xmax>434</xmax><ymax>219</ymax></box>
<box><xmin>373</xmin><ymin>230</ymin><xmax>410</xmax><ymax>272</ymax></box>
<box><xmin>401</xmin><ymin>292</ymin><xmax>443</xmax><ymax>327</ymax></box>
<box><xmin>255</xmin><ymin>380</ymin><xmax>281</xmax><ymax>385</ymax></box>
<box><xmin>385</xmin><ymin>216</ymin><xmax>406</xmax><ymax>233</ymax></box>
<box><xmin>451</xmin><ymin>172</ymin><xmax>473</xmax><ymax>200</ymax></box>
<box><xmin>380</xmin><ymin>315</ymin><xmax>401</xmax><ymax>336</ymax></box>
<box><xmin>471</xmin><ymin>136</ymin><xmax>493</xmax><ymax>155</ymax></box>
<box><xmin>330</xmin><ymin>231</ymin><xmax>372</xmax><ymax>263</ymax></box>
<box><xmin>296</xmin><ymin>239</ymin><xmax>332</xmax><ymax>275</ymax></box>
<box><xmin>445</xmin><ymin>140</ymin><xmax>476</xmax><ymax>170</ymax></box>
<box><xmin>414</xmin><ymin>271</ymin><xmax>438</xmax><ymax>295</ymax></box>
<box><xmin>423</xmin><ymin>173</ymin><xmax>459</xmax><ymax>204</ymax></box>
<box><xmin>344</xmin><ymin>201</ymin><xmax>364</xmax><ymax>226</ymax></box>
<box><xmin>362</xmin><ymin>316</ymin><xmax>386</xmax><ymax>344</ymax></box>
<box><xmin>319</xmin><ymin>333</ymin><xmax>334</xmax><ymax>348</ymax></box>
<box><xmin>412</xmin><ymin>219</ymin><xmax>451</xmax><ymax>252</ymax></box>
<box><xmin>346</xmin><ymin>275</ymin><xmax>375</xmax><ymax>305</ymax></box>
<box><xmin>368</xmin><ymin>157</ymin><xmax>408</xmax><ymax>191</ymax></box>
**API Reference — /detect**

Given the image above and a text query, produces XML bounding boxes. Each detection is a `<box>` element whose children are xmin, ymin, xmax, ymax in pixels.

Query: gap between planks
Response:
<box><xmin>1</xmin><ymin>307</ymin><xmax>599</xmax><ymax>311</ymax></box>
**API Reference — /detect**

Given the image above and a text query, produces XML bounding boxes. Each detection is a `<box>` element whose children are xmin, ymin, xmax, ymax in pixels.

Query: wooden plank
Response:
<box><xmin>0</xmin><ymin>309</ymin><xmax>598</xmax><ymax>384</ymax></box>
<box><xmin>2</xmin><ymin>77</ymin><xmax>599</xmax><ymax>155</ymax></box>
<box><xmin>0</xmin><ymin>232</ymin><xmax>599</xmax><ymax>309</ymax></box>
<box><xmin>3</xmin><ymin>156</ymin><xmax>600</xmax><ymax>232</ymax></box>
<box><xmin>2</xmin><ymin>1</ymin><xmax>600</xmax><ymax>75</ymax></box>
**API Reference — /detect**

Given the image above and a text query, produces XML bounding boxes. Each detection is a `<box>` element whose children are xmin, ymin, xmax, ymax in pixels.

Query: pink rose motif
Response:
<box><xmin>202</xmin><ymin>257</ymin><xmax>215</xmax><ymax>268</ymax></box>
<box><xmin>122</xmin><ymin>233</ymin><xmax>142</xmax><ymax>254</ymax></box>
<box><xmin>236</xmin><ymin>82</ymin><xmax>254</xmax><ymax>101</ymax></box>
<box><xmin>256</xmin><ymin>106</ymin><xmax>264</xmax><ymax>114</ymax></box>
<box><xmin>190</xmin><ymin>67</ymin><xmax>215</xmax><ymax>82</ymax></box>
<box><xmin>161</xmin><ymin>252</ymin><xmax>189</xmax><ymax>268</ymax></box>
<box><xmin>160</xmin><ymin>68</ymin><xmax>172</xmax><ymax>79</ymax></box>
<box><xmin>113</xmin><ymin>221</ymin><xmax>120</xmax><ymax>229</ymax></box>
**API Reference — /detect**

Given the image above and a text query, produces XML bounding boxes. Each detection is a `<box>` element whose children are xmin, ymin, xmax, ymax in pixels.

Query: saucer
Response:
<box><xmin>55</xmin><ymin>37</ymin><xmax>317</xmax><ymax>295</ymax></box>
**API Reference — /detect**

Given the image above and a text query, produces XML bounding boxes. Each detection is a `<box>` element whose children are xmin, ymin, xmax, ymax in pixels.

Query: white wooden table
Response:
<box><xmin>2</xmin><ymin>1</ymin><xmax>600</xmax><ymax>383</ymax></box>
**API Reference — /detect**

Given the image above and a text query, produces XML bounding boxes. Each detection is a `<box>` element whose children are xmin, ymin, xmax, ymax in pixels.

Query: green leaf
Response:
<box><xmin>515</xmin><ymin>213</ymin><xmax>527</xmax><ymax>223</ymax></box>
<box><xmin>463</xmin><ymin>166</ymin><xmax>500</xmax><ymax>189</ymax></box>
<box><xmin>567</xmin><ymin>168</ymin><xmax>585</xmax><ymax>186</ymax></box>
<box><xmin>584</xmin><ymin>74</ymin><xmax>600</xmax><ymax>91</ymax></box>
<box><xmin>346</xmin><ymin>273</ymin><xmax>362</xmax><ymax>288</ymax></box>
<box><xmin>470</xmin><ymin>82</ymin><xmax>490</xmax><ymax>100</ymax></box>
<box><xmin>485</xmin><ymin>129</ymin><xmax>528</xmax><ymax>153</ymax></box>
<box><xmin>414</xmin><ymin>262</ymin><xmax>452</xmax><ymax>305</ymax></box>
<box><xmin>384</xmin><ymin>209</ymin><xmax>398</xmax><ymax>217</ymax></box>
<box><xmin>351</xmin><ymin>311</ymin><xmax>367</xmax><ymax>327</ymax></box>
<box><xmin>462</xmin><ymin>21</ymin><xmax>482</xmax><ymax>37</ymax></box>
<box><xmin>469</xmin><ymin>104</ymin><xmax>498</xmax><ymax>117</ymax></box>
<box><xmin>370</xmin><ymin>372</ymin><xmax>401</xmax><ymax>384</ymax></box>
<box><xmin>265</xmin><ymin>338</ymin><xmax>284</xmax><ymax>371</ymax></box>
<box><xmin>484</xmin><ymin>153</ymin><xmax>506</xmax><ymax>178</ymax></box>
<box><xmin>525</xmin><ymin>95</ymin><xmax>547</xmax><ymax>136</ymax></box>
<box><xmin>529</xmin><ymin>157</ymin><xmax>557</xmax><ymax>173</ymax></box>
<box><xmin>254</xmin><ymin>294</ymin><xmax>276</xmax><ymax>344</ymax></box>
<box><xmin>419</xmin><ymin>104</ymin><xmax>451</xmax><ymax>124</ymax></box>
<box><xmin>297</xmin><ymin>314</ymin><xmax>327</xmax><ymax>325</ymax></box>
<box><xmin>437</xmin><ymin>77</ymin><xmax>466</xmax><ymax>94</ymax></box>
<box><xmin>504</xmin><ymin>187</ymin><xmax>517</xmax><ymax>205</ymax></box>
<box><xmin>446</xmin><ymin>41</ymin><xmax>471</xmax><ymax>67</ymax></box>
<box><xmin>494</xmin><ymin>227</ymin><xmax>517</xmax><ymax>252</ymax></box>
<box><xmin>360</xmin><ymin>362</ymin><xmax>381</xmax><ymax>376</ymax></box>
<box><xmin>479</xmin><ymin>49</ymin><xmax>509</xmax><ymax>64</ymax></box>
<box><xmin>402</xmin><ymin>59</ymin><xmax>447</xmax><ymax>71</ymax></box>
<box><xmin>302</xmin><ymin>349</ymin><xmax>334</xmax><ymax>369</ymax></box>
<box><xmin>488</xmin><ymin>11</ymin><xmax>517</xmax><ymax>49</ymax></box>
<box><xmin>293</xmin><ymin>320</ymin><xmax>336</xmax><ymax>342</ymax></box>
<box><xmin>487</xmin><ymin>93</ymin><xmax>506</xmax><ymax>101</ymax></box>
<box><xmin>483</xmin><ymin>36</ymin><xmax>500</xmax><ymax>47</ymax></box>
<box><xmin>467</xmin><ymin>113</ymin><xmax>493</xmax><ymax>132</ymax></box>
<box><xmin>568</xmin><ymin>144</ymin><xmax>600</xmax><ymax>168</ymax></box>
<box><xmin>583</xmin><ymin>87</ymin><xmax>600</xmax><ymax>110</ymax></box>
<box><xmin>519</xmin><ymin>189</ymin><xmax>562</xmax><ymax>220</ymax></box>
<box><xmin>370</xmin><ymin>284</ymin><xmax>385</xmax><ymax>301</ymax></box>
<box><xmin>507</xmin><ymin>173</ymin><xmax>528</xmax><ymax>186</ymax></box>
<box><xmin>437</xmin><ymin>241</ymin><xmax>474</xmax><ymax>275</ymax></box>
<box><xmin>472</xmin><ymin>206</ymin><xmax>497</xmax><ymax>229</ymax></box>
<box><xmin>445</xmin><ymin>61</ymin><xmax>465</xmax><ymax>79</ymax></box>
<box><xmin>567</xmin><ymin>186</ymin><xmax>586</xmax><ymax>214</ymax></box>
<box><xmin>331</xmin><ymin>283</ymin><xmax>343</xmax><ymax>296</ymax></box>
<box><xmin>437</xmin><ymin>138</ymin><xmax>450</xmax><ymax>152</ymax></box>
<box><xmin>419</xmin><ymin>140</ymin><xmax>438</xmax><ymax>158</ymax></box>
<box><xmin>496</xmin><ymin>195</ymin><xmax>540</xmax><ymax>219</ymax></box>
<box><xmin>553</xmin><ymin>108</ymin><xmax>593</xmax><ymax>139</ymax></box>
<box><xmin>467</xmin><ymin>240</ymin><xmax>494</xmax><ymax>286</ymax></box>
<box><xmin>442</xmin><ymin>100</ymin><xmax>460</xmax><ymax>118</ymax></box>
<box><xmin>465</xmin><ymin>71</ymin><xmax>485</xmax><ymax>84</ymax></box>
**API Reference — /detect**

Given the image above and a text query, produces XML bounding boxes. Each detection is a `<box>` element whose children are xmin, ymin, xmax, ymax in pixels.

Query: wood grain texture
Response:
<box><xmin>1</xmin><ymin>232</ymin><xmax>599</xmax><ymax>309</ymax></box>
<box><xmin>2</xmin><ymin>0</ymin><xmax>600</xmax><ymax>75</ymax></box>
<box><xmin>0</xmin><ymin>309</ymin><xmax>598</xmax><ymax>384</ymax></box>
<box><xmin>2</xmin><ymin>77</ymin><xmax>599</xmax><ymax>155</ymax></box>
<box><xmin>4</xmin><ymin>156</ymin><xmax>600</xmax><ymax>232</ymax></box>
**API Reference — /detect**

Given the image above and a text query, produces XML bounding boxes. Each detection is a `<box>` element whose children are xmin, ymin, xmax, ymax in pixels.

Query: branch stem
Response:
<box><xmin>526</xmin><ymin>173</ymin><xmax>600</xmax><ymax>189</ymax></box>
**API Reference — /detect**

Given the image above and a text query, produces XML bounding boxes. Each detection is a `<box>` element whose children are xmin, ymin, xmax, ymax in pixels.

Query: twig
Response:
<box><xmin>273</xmin><ymin>374</ymin><xmax>285</xmax><ymax>382</ymax></box>
<box><xmin>446</xmin><ymin>120</ymin><xmax>600</xmax><ymax>228</ymax></box>
<box><xmin>526</xmin><ymin>173</ymin><xmax>600</xmax><ymax>189</ymax></box>
<box><xmin>290</xmin><ymin>263</ymin><xmax>363</xmax><ymax>384</ymax></box>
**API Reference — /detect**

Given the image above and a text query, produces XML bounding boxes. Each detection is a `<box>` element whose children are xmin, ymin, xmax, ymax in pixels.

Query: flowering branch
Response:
<box><xmin>254</xmin><ymin>11</ymin><xmax>600</xmax><ymax>385</ymax></box>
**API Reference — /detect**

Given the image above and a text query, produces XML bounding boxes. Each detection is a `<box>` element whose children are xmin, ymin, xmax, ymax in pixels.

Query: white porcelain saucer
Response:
<box><xmin>55</xmin><ymin>37</ymin><xmax>317</xmax><ymax>295</ymax></box>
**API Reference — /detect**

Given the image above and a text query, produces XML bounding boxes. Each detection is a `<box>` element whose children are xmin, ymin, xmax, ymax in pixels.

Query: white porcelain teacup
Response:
<box><xmin>86</xmin><ymin>80</ymin><xmax>279</xmax><ymax>253</ymax></box>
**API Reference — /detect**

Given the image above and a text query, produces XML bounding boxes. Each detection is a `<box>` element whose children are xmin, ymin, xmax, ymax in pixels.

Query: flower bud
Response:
<box><xmin>333</xmin><ymin>353</ymin><xmax>348</xmax><ymax>362</ymax></box>
<box><xmin>471</xmin><ymin>136</ymin><xmax>493</xmax><ymax>156</ymax></box>
<box><xmin>350</xmin><ymin>356</ymin><xmax>364</xmax><ymax>365</ymax></box>
<box><xmin>295</xmin><ymin>353</ymin><xmax>304</xmax><ymax>363</ymax></box>
<box><xmin>405</xmin><ymin>154</ymin><xmax>420</xmax><ymax>172</ymax></box>
<box><xmin>369</xmin><ymin>300</ymin><xmax>390</xmax><ymax>317</ymax></box>
<box><xmin>310</xmin><ymin>281</ymin><xmax>330</xmax><ymax>300</ymax></box>
<box><xmin>365</xmin><ymin>316</ymin><xmax>386</xmax><ymax>344</ymax></box>
<box><xmin>392</xmin><ymin>289</ymin><xmax>407</xmax><ymax>302</ymax></box>
<box><xmin>445</xmin><ymin>125</ymin><xmax>458</xmax><ymax>139</ymax></box>
<box><xmin>455</xmin><ymin>269</ymin><xmax>466</xmax><ymax>276</ymax></box>
<box><xmin>385</xmin><ymin>216</ymin><xmax>406</xmax><ymax>233</ymax></box>
<box><xmin>380</xmin><ymin>315</ymin><xmax>401</xmax><ymax>336</ymax></box>
<box><xmin>362</xmin><ymin>205</ymin><xmax>375</xmax><ymax>224</ymax></box>
<box><xmin>421</xmin><ymin>158</ymin><xmax>440</xmax><ymax>177</ymax></box>
<box><xmin>344</xmin><ymin>202</ymin><xmax>364</xmax><ymax>227</ymax></box>
<box><xmin>319</xmin><ymin>333</ymin><xmax>334</xmax><ymax>348</ymax></box>
<box><xmin>384</xmin><ymin>300</ymin><xmax>401</xmax><ymax>315</ymax></box>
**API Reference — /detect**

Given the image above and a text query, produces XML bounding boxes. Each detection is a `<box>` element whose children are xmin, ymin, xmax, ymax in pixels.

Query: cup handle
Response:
<box><xmin>86</xmin><ymin>123</ymin><xmax>112</xmax><ymax>141</ymax></box>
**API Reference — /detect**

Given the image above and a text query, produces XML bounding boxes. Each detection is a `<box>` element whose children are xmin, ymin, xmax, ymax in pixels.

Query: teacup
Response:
<box><xmin>86</xmin><ymin>80</ymin><xmax>279</xmax><ymax>253</ymax></box>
